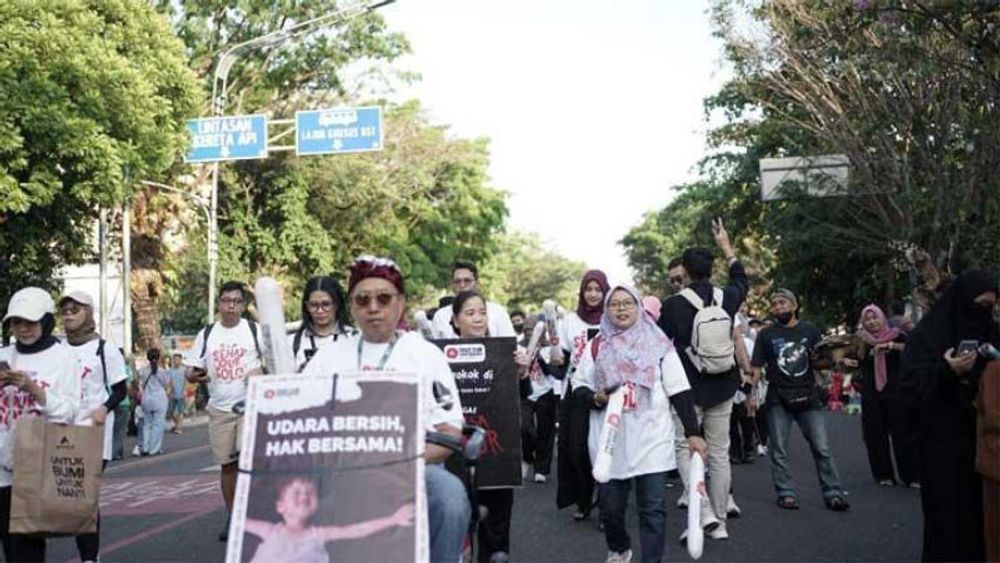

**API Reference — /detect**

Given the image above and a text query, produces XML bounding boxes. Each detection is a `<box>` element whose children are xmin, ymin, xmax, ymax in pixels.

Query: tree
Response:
<box><xmin>479</xmin><ymin>232</ymin><xmax>587</xmax><ymax>314</ymax></box>
<box><xmin>0</xmin><ymin>0</ymin><xmax>200</xmax><ymax>311</ymax></box>
<box><xmin>623</xmin><ymin>1</ymin><xmax>1000</xmax><ymax>327</ymax></box>
<box><xmin>162</xmin><ymin>101</ymin><xmax>510</xmax><ymax>331</ymax></box>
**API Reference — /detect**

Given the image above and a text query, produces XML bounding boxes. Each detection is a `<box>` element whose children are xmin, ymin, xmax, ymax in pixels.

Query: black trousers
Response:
<box><xmin>477</xmin><ymin>488</ymin><xmax>513</xmax><ymax>561</ymax></box>
<box><xmin>0</xmin><ymin>486</ymin><xmax>46</xmax><ymax>562</ymax></box>
<box><xmin>729</xmin><ymin>401</ymin><xmax>757</xmax><ymax>460</ymax></box>
<box><xmin>861</xmin><ymin>390</ymin><xmax>917</xmax><ymax>484</ymax></box>
<box><xmin>521</xmin><ymin>391</ymin><xmax>557</xmax><ymax>475</ymax></box>
<box><xmin>75</xmin><ymin>460</ymin><xmax>108</xmax><ymax>560</ymax></box>
<box><xmin>557</xmin><ymin>384</ymin><xmax>594</xmax><ymax>512</ymax></box>
<box><xmin>755</xmin><ymin>401</ymin><xmax>770</xmax><ymax>448</ymax></box>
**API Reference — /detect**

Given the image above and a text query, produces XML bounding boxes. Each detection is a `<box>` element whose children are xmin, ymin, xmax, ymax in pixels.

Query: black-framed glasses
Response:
<box><xmin>352</xmin><ymin>292</ymin><xmax>397</xmax><ymax>308</ymax></box>
<box><xmin>307</xmin><ymin>301</ymin><xmax>335</xmax><ymax>312</ymax></box>
<box><xmin>59</xmin><ymin>305</ymin><xmax>83</xmax><ymax>315</ymax></box>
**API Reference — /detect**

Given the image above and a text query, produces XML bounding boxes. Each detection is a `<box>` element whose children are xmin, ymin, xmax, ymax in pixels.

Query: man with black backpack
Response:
<box><xmin>185</xmin><ymin>281</ymin><xmax>267</xmax><ymax>542</ymax></box>
<box><xmin>658</xmin><ymin>218</ymin><xmax>748</xmax><ymax>542</ymax></box>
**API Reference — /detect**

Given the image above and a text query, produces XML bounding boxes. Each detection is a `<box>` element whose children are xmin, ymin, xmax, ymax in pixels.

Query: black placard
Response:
<box><xmin>432</xmin><ymin>337</ymin><xmax>522</xmax><ymax>488</ymax></box>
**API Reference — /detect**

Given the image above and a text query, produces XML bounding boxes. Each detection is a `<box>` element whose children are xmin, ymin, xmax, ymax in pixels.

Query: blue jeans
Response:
<box><xmin>142</xmin><ymin>405</ymin><xmax>167</xmax><ymax>455</ymax></box>
<box><xmin>598</xmin><ymin>471</ymin><xmax>668</xmax><ymax>562</ymax></box>
<box><xmin>766</xmin><ymin>403</ymin><xmax>844</xmax><ymax>499</ymax></box>
<box><xmin>425</xmin><ymin>463</ymin><xmax>470</xmax><ymax>563</ymax></box>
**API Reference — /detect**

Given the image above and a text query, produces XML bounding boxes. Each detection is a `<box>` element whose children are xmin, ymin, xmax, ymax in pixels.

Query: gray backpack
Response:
<box><xmin>680</xmin><ymin>288</ymin><xmax>735</xmax><ymax>374</ymax></box>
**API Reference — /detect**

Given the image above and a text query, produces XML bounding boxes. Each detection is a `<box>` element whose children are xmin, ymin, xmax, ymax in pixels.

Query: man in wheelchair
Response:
<box><xmin>303</xmin><ymin>256</ymin><xmax>471</xmax><ymax>562</ymax></box>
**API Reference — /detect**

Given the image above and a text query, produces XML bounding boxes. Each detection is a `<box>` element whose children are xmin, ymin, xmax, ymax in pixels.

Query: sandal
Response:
<box><xmin>825</xmin><ymin>495</ymin><xmax>850</xmax><ymax>511</ymax></box>
<box><xmin>776</xmin><ymin>496</ymin><xmax>799</xmax><ymax>510</ymax></box>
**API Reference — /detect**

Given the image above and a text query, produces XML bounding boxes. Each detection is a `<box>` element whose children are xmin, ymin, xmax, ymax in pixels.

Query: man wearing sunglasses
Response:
<box><xmin>185</xmin><ymin>281</ymin><xmax>266</xmax><ymax>542</ymax></box>
<box><xmin>431</xmin><ymin>261</ymin><xmax>516</xmax><ymax>339</ymax></box>
<box><xmin>668</xmin><ymin>256</ymin><xmax>690</xmax><ymax>292</ymax></box>
<box><xmin>303</xmin><ymin>256</ymin><xmax>470</xmax><ymax>562</ymax></box>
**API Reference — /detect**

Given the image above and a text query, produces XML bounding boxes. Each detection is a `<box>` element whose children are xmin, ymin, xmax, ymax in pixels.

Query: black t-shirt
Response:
<box><xmin>751</xmin><ymin>321</ymin><xmax>822</xmax><ymax>389</ymax></box>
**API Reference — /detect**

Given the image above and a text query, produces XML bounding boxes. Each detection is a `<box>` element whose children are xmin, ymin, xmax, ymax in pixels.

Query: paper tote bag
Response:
<box><xmin>10</xmin><ymin>418</ymin><xmax>103</xmax><ymax>535</ymax></box>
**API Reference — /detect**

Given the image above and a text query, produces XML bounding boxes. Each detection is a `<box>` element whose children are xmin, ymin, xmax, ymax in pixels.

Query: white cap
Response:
<box><xmin>3</xmin><ymin>287</ymin><xmax>55</xmax><ymax>323</ymax></box>
<box><xmin>58</xmin><ymin>290</ymin><xmax>95</xmax><ymax>309</ymax></box>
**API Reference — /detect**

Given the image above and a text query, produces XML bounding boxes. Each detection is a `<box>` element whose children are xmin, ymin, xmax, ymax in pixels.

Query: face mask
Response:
<box><xmin>512</xmin><ymin>323</ymin><xmax>524</xmax><ymax>333</ymax></box>
<box><xmin>775</xmin><ymin>312</ymin><xmax>794</xmax><ymax>325</ymax></box>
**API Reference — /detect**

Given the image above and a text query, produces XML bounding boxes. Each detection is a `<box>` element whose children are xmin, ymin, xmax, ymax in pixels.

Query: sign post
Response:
<box><xmin>185</xmin><ymin>115</ymin><xmax>269</xmax><ymax>163</ymax></box>
<box><xmin>296</xmin><ymin>106</ymin><xmax>384</xmax><ymax>156</ymax></box>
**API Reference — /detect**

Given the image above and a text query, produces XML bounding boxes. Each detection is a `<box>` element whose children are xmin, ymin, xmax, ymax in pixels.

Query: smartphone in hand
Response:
<box><xmin>957</xmin><ymin>340</ymin><xmax>980</xmax><ymax>356</ymax></box>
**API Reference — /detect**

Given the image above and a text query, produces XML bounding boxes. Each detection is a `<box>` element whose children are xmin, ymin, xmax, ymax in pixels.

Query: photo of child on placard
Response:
<box><xmin>242</xmin><ymin>473</ymin><xmax>414</xmax><ymax>563</ymax></box>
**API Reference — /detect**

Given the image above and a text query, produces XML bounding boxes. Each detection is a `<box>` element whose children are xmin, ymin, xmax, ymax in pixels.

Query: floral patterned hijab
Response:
<box><xmin>594</xmin><ymin>284</ymin><xmax>674</xmax><ymax>395</ymax></box>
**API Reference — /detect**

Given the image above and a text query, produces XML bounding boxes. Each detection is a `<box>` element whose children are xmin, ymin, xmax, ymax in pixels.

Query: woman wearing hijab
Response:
<box><xmin>556</xmin><ymin>270</ymin><xmax>611</xmax><ymax>521</ymax></box>
<box><xmin>900</xmin><ymin>268</ymin><xmax>999</xmax><ymax>562</ymax></box>
<box><xmin>855</xmin><ymin>304</ymin><xmax>916</xmax><ymax>486</ymax></box>
<box><xmin>59</xmin><ymin>291</ymin><xmax>129</xmax><ymax>563</ymax></box>
<box><xmin>573</xmin><ymin>285</ymin><xmax>706</xmax><ymax>563</ymax></box>
<box><xmin>290</xmin><ymin>276</ymin><xmax>355</xmax><ymax>371</ymax></box>
<box><xmin>0</xmin><ymin>287</ymin><xmax>80</xmax><ymax>561</ymax></box>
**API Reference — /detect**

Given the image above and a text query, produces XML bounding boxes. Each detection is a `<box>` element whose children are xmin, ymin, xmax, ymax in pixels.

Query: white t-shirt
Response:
<box><xmin>558</xmin><ymin>312</ymin><xmax>600</xmax><ymax>377</ymax></box>
<box><xmin>526</xmin><ymin>345</ymin><xmax>555</xmax><ymax>402</ymax></box>
<box><xmin>288</xmin><ymin>326</ymin><xmax>356</xmax><ymax>372</ymax></box>
<box><xmin>432</xmin><ymin>300</ymin><xmax>516</xmax><ymax>340</ymax></box>
<box><xmin>67</xmin><ymin>339</ymin><xmax>127</xmax><ymax>460</ymax></box>
<box><xmin>301</xmin><ymin>332</ymin><xmax>464</xmax><ymax>434</ymax></box>
<box><xmin>189</xmin><ymin>319</ymin><xmax>265</xmax><ymax>412</ymax></box>
<box><xmin>574</xmin><ymin>341</ymin><xmax>691</xmax><ymax>480</ymax></box>
<box><xmin>0</xmin><ymin>343</ymin><xmax>80</xmax><ymax>487</ymax></box>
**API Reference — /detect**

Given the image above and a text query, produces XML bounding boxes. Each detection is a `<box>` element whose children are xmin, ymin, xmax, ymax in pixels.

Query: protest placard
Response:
<box><xmin>432</xmin><ymin>337</ymin><xmax>521</xmax><ymax>488</ymax></box>
<box><xmin>226</xmin><ymin>371</ymin><xmax>426</xmax><ymax>563</ymax></box>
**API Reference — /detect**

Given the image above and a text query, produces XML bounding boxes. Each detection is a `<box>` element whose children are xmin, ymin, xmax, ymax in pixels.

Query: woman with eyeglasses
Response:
<box><xmin>290</xmin><ymin>276</ymin><xmax>356</xmax><ymax>371</ymax></box>
<box><xmin>449</xmin><ymin>290</ymin><xmax>531</xmax><ymax>563</ymax></box>
<box><xmin>556</xmin><ymin>270</ymin><xmax>610</xmax><ymax>521</ymax></box>
<box><xmin>574</xmin><ymin>285</ymin><xmax>705</xmax><ymax>563</ymax></box>
<box><xmin>0</xmin><ymin>287</ymin><xmax>80</xmax><ymax>561</ymax></box>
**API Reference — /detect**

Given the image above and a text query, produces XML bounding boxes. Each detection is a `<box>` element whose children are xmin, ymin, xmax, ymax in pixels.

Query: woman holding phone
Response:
<box><xmin>901</xmin><ymin>269</ymin><xmax>998</xmax><ymax>562</ymax></box>
<box><xmin>0</xmin><ymin>287</ymin><xmax>80</xmax><ymax>561</ymax></box>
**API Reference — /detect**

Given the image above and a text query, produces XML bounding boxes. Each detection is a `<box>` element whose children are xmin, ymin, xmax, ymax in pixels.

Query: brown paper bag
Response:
<box><xmin>10</xmin><ymin>418</ymin><xmax>103</xmax><ymax>535</ymax></box>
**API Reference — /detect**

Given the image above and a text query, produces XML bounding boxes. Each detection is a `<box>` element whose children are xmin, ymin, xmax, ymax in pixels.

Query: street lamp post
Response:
<box><xmin>205</xmin><ymin>0</ymin><xmax>395</xmax><ymax>323</ymax></box>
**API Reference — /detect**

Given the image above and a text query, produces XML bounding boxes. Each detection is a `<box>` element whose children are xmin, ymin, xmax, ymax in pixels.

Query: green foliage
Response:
<box><xmin>0</xmin><ymin>0</ymin><xmax>201</xmax><ymax>306</ymax></box>
<box><xmin>164</xmin><ymin>101</ymin><xmax>510</xmax><ymax>332</ymax></box>
<box><xmin>623</xmin><ymin>1</ymin><xmax>1000</xmax><ymax>328</ymax></box>
<box><xmin>480</xmin><ymin>232</ymin><xmax>587</xmax><ymax>315</ymax></box>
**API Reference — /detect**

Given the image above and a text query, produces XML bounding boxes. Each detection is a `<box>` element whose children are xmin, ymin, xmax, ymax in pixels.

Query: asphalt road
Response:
<box><xmin>43</xmin><ymin>410</ymin><xmax>922</xmax><ymax>562</ymax></box>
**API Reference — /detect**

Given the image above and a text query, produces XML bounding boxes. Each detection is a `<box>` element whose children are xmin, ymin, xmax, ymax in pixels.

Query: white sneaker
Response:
<box><xmin>757</xmin><ymin>444</ymin><xmax>768</xmax><ymax>456</ymax></box>
<box><xmin>606</xmin><ymin>549</ymin><xmax>632</xmax><ymax>563</ymax></box>
<box><xmin>521</xmin><ymin>462</ymin><xmax>531</xmax><ymax>480</ymax></box>
<box><xmin>534</xmin><ymin>473</ymin><xmax>547</xmax><ymax>483</ymax></box>
<box><xmin>701</xmin><ymin>505</ymin><xmax>720</xmax><ymax>532</ymax></box>
<box><xmin>726</xmin><ymin>494</ymin><xmax>741</xmax><ymax>518</ymax></box>
<box><xmin>708</xmin><ymin>522</ymin><xmax>729</xmax><ymax>540</ymax></box>
<box><xmin>131</xmin><ymin>445</ymin><xmax>142</xmax><ymax>457</ymax></box>
<box><xmin>677</xmin><ymin>495</ymin><xmax>688</xmax><ymax>509</ymax></box>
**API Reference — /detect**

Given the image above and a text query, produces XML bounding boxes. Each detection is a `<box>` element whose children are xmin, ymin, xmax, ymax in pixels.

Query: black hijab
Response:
<box><xmin>12</xmin><ymin>313</ymin><xmax>59</xmax><ymax>354</ymax></box>
<box><xmin>913</xmin><ymin>268</ymin><xmax>998</xmax><ymax>355</ymax></box>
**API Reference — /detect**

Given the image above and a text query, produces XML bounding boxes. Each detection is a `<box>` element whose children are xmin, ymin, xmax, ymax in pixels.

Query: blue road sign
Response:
<box><xmin>295</xmin><ymin>106</ymin><xmax>383</xmax><ymax>156</ymax></box>
<box><xmin>185</xmin><ymin>115</ymin><xmax>268</xmax><ymax>163</ymax></box>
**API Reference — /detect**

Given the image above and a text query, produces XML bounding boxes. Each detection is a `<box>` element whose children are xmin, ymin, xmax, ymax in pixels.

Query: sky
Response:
<box><xmin>381</xmin><ymin>1</ymin><xmax>729</xmax><ymax>284</ymax></box>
